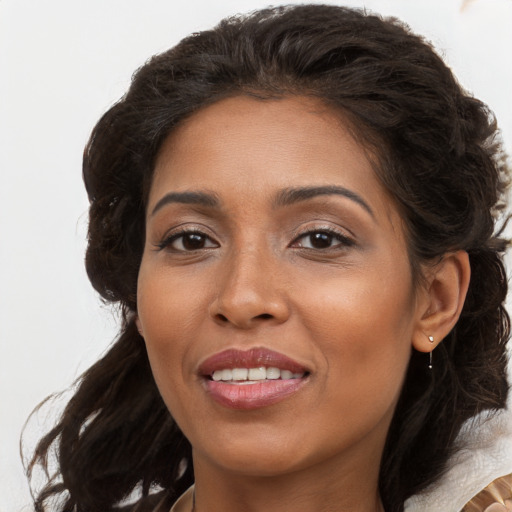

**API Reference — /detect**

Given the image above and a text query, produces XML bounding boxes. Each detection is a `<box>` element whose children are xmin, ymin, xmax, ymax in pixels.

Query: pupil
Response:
<box><xmin>310</xmin><ymin>232</ymin><xmax>332</xmax><ymax>248</ymax></box>
<box><xmin>183</xmin><ymin>233</ymin><xmax>205</xmax><ymax>250</ymax></box>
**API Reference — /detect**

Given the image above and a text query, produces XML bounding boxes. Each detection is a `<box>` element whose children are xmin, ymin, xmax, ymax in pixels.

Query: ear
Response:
<box><xmin>135</xmin><ymin>314</ymin><xmax>144</xmax><ymax>338</ymax></box>
<box><xmin>412</xmin><ymin>250</ymin><xmax>470</xmax><ymax>353</ymax></box>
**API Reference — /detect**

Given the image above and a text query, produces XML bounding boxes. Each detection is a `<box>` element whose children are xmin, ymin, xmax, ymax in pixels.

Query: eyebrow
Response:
<box><xmin>150</xmin><ymin>185</ymin><xmax>374</xmax><ymax>218</ymax></box>
<box><xmin>273</xmin><ymin>186</ymin><xmax>374</xmax><ymax>217</ymax></box>
<box><xmin>151</xmin><ymin>191</ymin><xmax>220</xmax><ymax>216</ymax></box>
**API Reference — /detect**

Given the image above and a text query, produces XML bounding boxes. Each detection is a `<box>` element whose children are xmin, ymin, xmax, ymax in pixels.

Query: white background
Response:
<box><xmin>1</xmin><ymin>1</ymin><xmax>511</xmax><ymax>511</ymax></box>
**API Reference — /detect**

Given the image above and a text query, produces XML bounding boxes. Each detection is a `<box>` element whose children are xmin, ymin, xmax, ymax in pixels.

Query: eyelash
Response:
<box><xmin>156</xmin><ymin>229</ymin><xmax>218</xmax><ymax>252</ymax></box>
<box><xmin>155</xmin><ymin>227</ymin><xmax>354</xmax><ymax>252</ymax></box>
<box><xmin>290</xmin><ymin>228</ymin><xmax>355</xmax><ymax>250</ymax></box>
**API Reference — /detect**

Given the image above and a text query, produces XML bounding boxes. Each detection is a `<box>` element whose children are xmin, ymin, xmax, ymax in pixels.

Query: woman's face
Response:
<box><xmin>137</xmin><ymin>96</ymin><xmax>426</xmax><ymax>480</ymax></box>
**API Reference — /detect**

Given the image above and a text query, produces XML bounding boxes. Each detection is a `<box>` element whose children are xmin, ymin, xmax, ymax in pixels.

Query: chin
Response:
<box><xmin>204</xmin><ymin>449</ymin><xmax>309</xmax><ymax>478</ymax></box>
<box><xmin>191</xmin><ymin>428</ymin><xmax>312</xmax><ymax>477</ymax></box>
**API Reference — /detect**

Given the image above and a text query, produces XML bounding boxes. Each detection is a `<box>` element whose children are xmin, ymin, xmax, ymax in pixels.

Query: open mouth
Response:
<box><xmin>199</xmin><ymin>349</ymin><xmax>310</xmax><ymax>409</ymax></box>
<box><xmin>210</xmin><ymin>366</ymin><xmax>307</xmax><ymax>383</ymax></box>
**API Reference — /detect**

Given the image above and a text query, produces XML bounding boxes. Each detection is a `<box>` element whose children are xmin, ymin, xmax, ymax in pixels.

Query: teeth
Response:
<box><xmin>211</xmin><ymin>367</ymin><xmax>305</xmax><ymax>382</ymax></box>
<box><xmin>221</xmin><ymin>369</ymin><xmax>232</xmax><ymax>380</ymax></box>
<box><xmin>232</xmin><ymin>368</ymin><xmax>248</xmax><ymax>380</ymax></box>
<box><xmin>266</xmin><ymin>367</ymin><xmax>280</xmax><ymax>380</ymax></box>
<box><xmin>248</xmin><ymin>367</ymin><xmax>267</xmax><ymax>380</ymax></box>
<box><xmin>281</xmin><ymin>370</ymin><xmax>293</xmax><ymax>380</ymax></box>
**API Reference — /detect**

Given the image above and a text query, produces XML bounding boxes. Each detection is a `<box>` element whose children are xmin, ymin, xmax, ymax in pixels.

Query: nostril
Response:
<box><xmin>214</xmin><ymin>312</ymin><xmax>274</xmax><ymax>324</ymax></box>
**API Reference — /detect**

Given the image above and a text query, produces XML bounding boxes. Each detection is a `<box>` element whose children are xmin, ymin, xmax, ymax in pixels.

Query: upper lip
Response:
<box><xmin>198</xmin><ymin>348</ymin><xmax>309</xmax><ymax>377</ymax></box>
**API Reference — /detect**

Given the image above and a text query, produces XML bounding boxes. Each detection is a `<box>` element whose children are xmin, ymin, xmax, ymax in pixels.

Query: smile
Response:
<box><xmin>199</xmin><ymin>348</ymin><xmax>310</xmax><ymax>409</ymax></box>
<box><xmin>211</xmin><ymin>367</ymin><xmax>305</xmax><ymax>382</ymax></box>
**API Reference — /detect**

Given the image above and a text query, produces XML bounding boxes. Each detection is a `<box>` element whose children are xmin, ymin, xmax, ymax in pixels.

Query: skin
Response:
<box><xmin>136</xmin><ymin>96</ymin><xmax>469</xmax><ymax>512</ymax></box>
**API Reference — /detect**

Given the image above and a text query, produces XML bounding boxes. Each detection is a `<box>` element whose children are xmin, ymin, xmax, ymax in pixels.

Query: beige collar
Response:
<box><xmin>170</xmin><ymin>485</ymin><xmax>194</xmax><ymax>512</ymax></box>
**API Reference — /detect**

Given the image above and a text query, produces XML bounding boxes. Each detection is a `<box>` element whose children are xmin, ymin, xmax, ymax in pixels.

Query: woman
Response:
<box><xmin>27</xmin><ymin>5</ymin><xmax>510</xmax><ymax>512</ymax></box>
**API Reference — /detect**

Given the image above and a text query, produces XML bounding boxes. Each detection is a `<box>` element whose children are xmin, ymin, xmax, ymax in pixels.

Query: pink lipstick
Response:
<box><xmin>198</xmin><ymin>348</ymin><xmax>310</xmax><ymax>410</ymax></box>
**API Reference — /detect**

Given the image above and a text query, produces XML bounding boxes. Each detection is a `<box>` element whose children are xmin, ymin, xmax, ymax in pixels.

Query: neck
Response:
<box><xmin>191</xmin><ymin>443</ymin><xmax>385</xmax><ymax>512</ymax></box>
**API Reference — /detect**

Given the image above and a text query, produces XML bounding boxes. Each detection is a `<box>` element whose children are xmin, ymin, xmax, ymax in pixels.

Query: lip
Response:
<box><xmin>198</xmin><ymin>348</ymin><xmax>308</xmax><ymax>375</ymax></box>
<box><xmin>198</xmin><ymin>348</ymin><xmax>310</xmax><ymax>410</ymax></box>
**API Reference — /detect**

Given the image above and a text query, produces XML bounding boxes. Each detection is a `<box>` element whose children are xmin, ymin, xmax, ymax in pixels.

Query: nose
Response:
<box><xmin>209</xmin><ymin>247</ymin><xmax>290</xmax><ymax>329</ymax></box>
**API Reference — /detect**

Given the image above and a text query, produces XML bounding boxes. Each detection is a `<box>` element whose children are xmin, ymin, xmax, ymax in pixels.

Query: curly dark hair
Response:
<box><xmin>26</xmin><ymin>5</ymin><xmax>510</xmax><ymax>512</ymax></box>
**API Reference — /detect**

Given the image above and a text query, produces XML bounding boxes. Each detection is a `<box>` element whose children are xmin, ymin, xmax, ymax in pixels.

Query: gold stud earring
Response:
<box><xmin>428</xmin><ymin>335</ymin><xmax>434</xmax><ymax>369</ymax></box>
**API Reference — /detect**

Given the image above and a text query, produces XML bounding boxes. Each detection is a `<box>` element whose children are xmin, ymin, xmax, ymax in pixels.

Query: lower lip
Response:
<box><xmin>204</xmin><ymin>378</ymin><xmax>307</xmax><ymax>410</ymax></box>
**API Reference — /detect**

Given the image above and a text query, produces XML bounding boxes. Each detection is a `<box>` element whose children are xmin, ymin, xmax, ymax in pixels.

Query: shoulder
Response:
<box><xmin>461</xmin><ymin>473</ymin><xmax>512</xmax><ymax>512</ymax></box>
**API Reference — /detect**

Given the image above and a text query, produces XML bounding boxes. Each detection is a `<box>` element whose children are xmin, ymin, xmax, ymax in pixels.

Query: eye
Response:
<box><xmin>157</xmin><ymin>230</ymin><xmax>218</xmax><ymax>252</ymax></box>
<box><xmin>291</xmin><ymin>229</ymin><xmax>353</xmax><ymax>250</ymax></box>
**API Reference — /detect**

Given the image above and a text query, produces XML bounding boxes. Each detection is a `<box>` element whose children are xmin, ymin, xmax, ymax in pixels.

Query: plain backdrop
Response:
<box><xmin>1</xmin><ymin>1</ymin><xmax>511</xmax><ymax>511</ymax></box>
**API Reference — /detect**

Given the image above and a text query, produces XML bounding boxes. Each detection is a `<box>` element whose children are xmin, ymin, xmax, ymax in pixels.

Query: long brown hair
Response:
<box><xmin>26</xmin><ymin>5</ymin><xmax>509</xmax><ymax>512</ymax></box>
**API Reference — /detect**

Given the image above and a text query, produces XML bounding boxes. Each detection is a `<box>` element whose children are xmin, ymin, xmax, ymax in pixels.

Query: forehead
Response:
<box><xmin>151</xmin><ymin>95</ymin><xmax>396</xmax><ymax>221</ymax></box>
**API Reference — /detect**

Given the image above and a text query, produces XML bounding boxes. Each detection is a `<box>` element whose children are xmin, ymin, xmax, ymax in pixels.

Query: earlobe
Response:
<box><xmin>412</xmin><ymin>250</ymin><xmax>471</xmax><ymax>353</ymax></box>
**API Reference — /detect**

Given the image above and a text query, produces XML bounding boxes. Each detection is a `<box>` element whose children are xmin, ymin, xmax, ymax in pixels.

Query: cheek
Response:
<box><xmin>298</xmin><ymin>264</ymin><xmax>415</xmax><ymax>399</ymax></box>
<box><xmin>138</xmin><ymin>263</ymin><xmax>208</xmax><ymax>338</ymax></box>
<box><xmin>136</xmin><ymin>268</ymin><xmax>205</xmax><ymax>402</ymax></box>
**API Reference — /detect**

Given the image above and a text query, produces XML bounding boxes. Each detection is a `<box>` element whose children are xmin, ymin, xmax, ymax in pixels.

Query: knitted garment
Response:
<box><xmin>405</xmin><ymin>358</ymin><xmax>512</xmax><ymax>512</ymax></box>
<box><xmin>462</xmin><ymin>474</ymin><xmax>512</xmax><ymax>512</ymax></box>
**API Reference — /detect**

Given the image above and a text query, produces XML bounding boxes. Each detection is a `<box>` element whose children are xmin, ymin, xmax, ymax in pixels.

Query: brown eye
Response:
<box><xmin>292</xmin><ymin>230</ymin><xmax>354</xmax><ymax>250</ymax></box>
<box><xmin>158</xmin><ymin>230</ymin><xmax>218</xmax><ymax>252</ymax></box>
<box><xmin>181</xmin><ymin>233</ymin><xmax>208</xmax><ymax>250</ymax></box>
<box><xmin>308</xmin><ymin>232</ymin><xmax>334</xmax><ymax>249</ymax></box>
